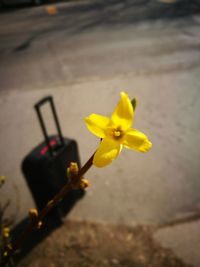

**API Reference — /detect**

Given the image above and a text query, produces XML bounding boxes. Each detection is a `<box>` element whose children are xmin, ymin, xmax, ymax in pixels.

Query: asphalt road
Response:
<box><xmin>0</xmin><ymin>0</ymin><xmax>200</xmax><ymax>228</ymax></box>
<box><xmin>0</xmin><ymin>0</ymin><xmax>200</xmax><ymax>91</ymax></box>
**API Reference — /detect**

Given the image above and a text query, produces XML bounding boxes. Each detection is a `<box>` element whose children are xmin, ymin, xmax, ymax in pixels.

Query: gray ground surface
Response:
<box><xmin>18</xmin><ymin>220</ymin><xmax>192</xmax><ymax>267</ymax></box>
<box><xmin>0</xmin><ymin>1</ymin><xmax>200</xmax><ymax>266</ymax></box>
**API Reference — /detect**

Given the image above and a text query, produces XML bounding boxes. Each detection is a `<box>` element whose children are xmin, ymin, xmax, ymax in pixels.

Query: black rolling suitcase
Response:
<box><xmin>22</xmin><ymin>96</ymin><xmax>84</xmax><ymax>223</ymax></box>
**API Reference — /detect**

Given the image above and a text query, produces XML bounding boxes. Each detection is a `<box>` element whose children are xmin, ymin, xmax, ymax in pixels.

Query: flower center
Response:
<box><xmin>114</xmin><ymin>130</ymin><xmax>121</xmax><ymax>137</ymax></box>
<box><xmin>113</xmin><ymin>128</ymin><xmax>124</xmax><ymax>140</ymax></box>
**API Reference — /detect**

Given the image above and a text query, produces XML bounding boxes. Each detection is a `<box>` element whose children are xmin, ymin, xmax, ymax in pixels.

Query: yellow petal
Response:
<box><xmin>93</xmin><ymin>137</ymin><xmax>122</xmax><ymax>167</ymax></box>
<box><xmin>111</xmin><ymin>92</ymin><xmax>134</xmax><ymax>131</ymax></box>
<box><xmin>123</xmin><ymin>129</ymin><xmax>152</xmax><ymax>152</ymax></box>
<box><xmin>85</xmin><ymin>114</ymin><xmax>110</xmax><ymax>138</ymax></box>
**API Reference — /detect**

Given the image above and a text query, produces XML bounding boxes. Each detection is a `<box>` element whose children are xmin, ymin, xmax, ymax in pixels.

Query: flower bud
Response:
<box><xmin>3</xmin><ymin>227</ymin><xmax>10</xmax><ymax>238</ymax></box>
<box><xmin>131</xmin><ymin>98</ymin><xmax>137</xmax><ymax>111</ymax></box>
<box><xmin>80</xmin><ymin>179</ymin><xmax>89</xmax><ymax>189</ymax></box>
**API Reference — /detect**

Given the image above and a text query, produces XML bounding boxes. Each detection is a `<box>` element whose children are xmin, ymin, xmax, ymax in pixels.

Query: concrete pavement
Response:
<box><xmin>1</xmin><ymin>75</ymin><xmax>200</xmax><ymax>266</ymax></box>
<box><xmin>0</xmin><ymin>1</ymin><xmax>200</xmax><ymax>266</ymax></box>
<box><xmin>155</xmin><ymin>219</ymin><xmax>200</xmax><ymax>267</ymax></box>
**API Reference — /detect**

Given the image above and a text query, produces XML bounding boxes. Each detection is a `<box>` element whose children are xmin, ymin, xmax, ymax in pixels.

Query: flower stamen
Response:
<box><xmin>114</xmin><ymin>130</ymin><xmax>121</xmax><ymax>137</ymax></box>
<box><xmin>113</xmin><ymin>128</ymin><xmax>124</xmax><ymax>140</ymax></box>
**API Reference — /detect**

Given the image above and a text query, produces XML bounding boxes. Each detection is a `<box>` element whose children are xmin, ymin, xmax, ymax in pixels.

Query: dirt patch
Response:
<box><xmin>19</xmin><ymin>220</ymin><xmax>192</xmax><ymax>267</ymax></box>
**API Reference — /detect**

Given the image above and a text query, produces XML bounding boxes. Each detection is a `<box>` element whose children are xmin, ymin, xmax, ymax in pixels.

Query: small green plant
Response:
<box><xmin>0</xmin><ymin>176</ymin><xmax>16</xmax><ymax>267</ymax></box>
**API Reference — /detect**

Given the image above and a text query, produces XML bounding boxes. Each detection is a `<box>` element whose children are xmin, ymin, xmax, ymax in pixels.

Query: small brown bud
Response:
<box><xmin>29</xmin><ymin>208</ymin><xmax>42</xmax><ymax>229</ymax></box>
<box><xmin>80</xmin><ymin>179</ymin><xmax>89</xmax><ymax>189</ymax></box>
<box><xmin>3</xmin><ymin>227</ymin><xmax>10</xmax><ymax>238</ymax></box>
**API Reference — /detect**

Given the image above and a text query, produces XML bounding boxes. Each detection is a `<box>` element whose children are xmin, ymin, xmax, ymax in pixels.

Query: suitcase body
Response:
<box><xmin>22</xmin><ymin>96</ymin><xmax>84</xmax><ymax>222</ymax></box>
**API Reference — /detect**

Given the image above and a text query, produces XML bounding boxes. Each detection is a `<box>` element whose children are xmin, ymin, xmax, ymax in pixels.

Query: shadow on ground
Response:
<box><xmin>11</xmin><ymin>188</ymin><xmax>85</xmax><ymax>264</ymax></box>
<box><xmin>18</xmin><ymin>219</ymin><xmax>192</xmax><ymax>267</ymax></box>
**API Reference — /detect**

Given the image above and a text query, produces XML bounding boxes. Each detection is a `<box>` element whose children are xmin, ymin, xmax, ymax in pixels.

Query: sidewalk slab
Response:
<box><xmin>0</xmin><ymin>68</ymin><xmax>200</xmax><ymax>226</ymax></box>
<box><xmin>154</xmin><ymin>220</ymin><xmax>200</xmax><ymax>267</ymax></box>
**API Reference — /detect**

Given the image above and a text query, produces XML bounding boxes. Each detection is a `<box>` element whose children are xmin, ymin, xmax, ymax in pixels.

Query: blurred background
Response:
<box><xmin>0</xmin><ymin>0</ymin><xmax>200</xmax><ymax>266</ymax></box>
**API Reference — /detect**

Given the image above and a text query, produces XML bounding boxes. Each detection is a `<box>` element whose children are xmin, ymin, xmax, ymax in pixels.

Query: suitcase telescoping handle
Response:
<box><xmin>34</xmin><ymin>96</ymin><xmax>64</xmax><ymax>157</ymax></box>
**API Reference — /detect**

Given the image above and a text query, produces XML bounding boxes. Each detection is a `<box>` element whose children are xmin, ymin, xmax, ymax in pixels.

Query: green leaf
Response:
<box><xmin>131</xmin><ymin>98</ymin><xmax>137</xmax><ymax>111</ymax></box>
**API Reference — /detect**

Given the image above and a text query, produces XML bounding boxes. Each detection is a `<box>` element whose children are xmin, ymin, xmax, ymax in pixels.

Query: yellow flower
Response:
<box><xmin>85</xmin><ymin>92</ymin><xmax>152</xmax><ymax>167</ymax></box>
